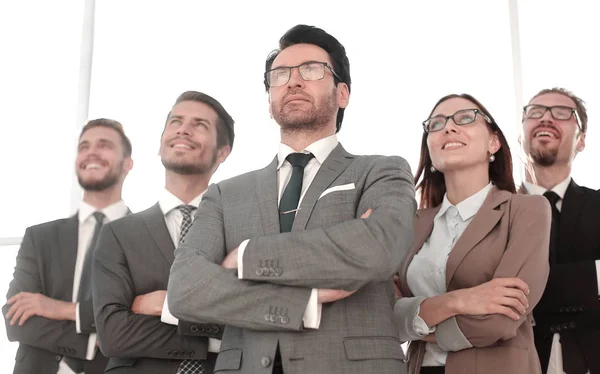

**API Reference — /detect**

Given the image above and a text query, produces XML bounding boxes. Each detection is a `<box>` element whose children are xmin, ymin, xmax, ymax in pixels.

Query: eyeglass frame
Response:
<box><xmin>264</xmin><ymin>61</ymin><xmax>342</xmax><ymax>88</ymax></box>
<box><xmin>522</xmin><ymin>104</ymin><xmax>582</xmax><ymax>131</ymax></box>
<box><xmin>422</xmin><ymin>109</ymin><xmax>493</xmax><ymax>133</ymax></box>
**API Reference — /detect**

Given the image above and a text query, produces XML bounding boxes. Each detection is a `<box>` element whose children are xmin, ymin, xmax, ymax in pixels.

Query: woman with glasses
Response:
<box><xmin>394</xmin><ymin>94</ymin><xmax>551</xmax><ymax>374</ymax></box>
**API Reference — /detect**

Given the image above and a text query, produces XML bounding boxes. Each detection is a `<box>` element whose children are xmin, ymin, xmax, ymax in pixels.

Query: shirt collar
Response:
<box><xmin>436</xmin><ymin>182</ymin><xmax>493</xmax><ymax>221</ymax></box>
<box><xmin>523</xmin><ymin>176</ymin><xmax>571</xmax><ymax>199</ymax></box>
<box><xmin>158</xmin><ymin>188</ymin><xmax>206</xmax><ymax>216</ymax></box>
<box><xmin>277</xmin><ymin>134</ymin><xmax>338</xmax><ymax>170</ymax></box>
<box><xmin>78</xmin><ymin>200</ymin><xmax>128</xmax><ymax>224</ymax></box>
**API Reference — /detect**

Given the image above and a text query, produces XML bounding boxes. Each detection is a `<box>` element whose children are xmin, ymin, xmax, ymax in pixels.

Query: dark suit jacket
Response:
<box><xmin>3</xmin><ymin>216</ymin><xmax>108</xmax><ymax>374</ymax></box>
<box><xmin>396</xmin><ymin>188</ymin><xmax>551</xmax><ymax>374</ymax></box>
<box><xmin>528</xmin><ymin>180</ymin><xmax>600</xmax><ymax>373</ymax></box>
<box><xmin>168</xmin><ymin>144</ymin><xmax>416</xmax><ymax>374</ymax></box>
<box><xmin>92</xmin><ymin>204</ymin><xmax>216</xmax><ymax>374</ymax></box>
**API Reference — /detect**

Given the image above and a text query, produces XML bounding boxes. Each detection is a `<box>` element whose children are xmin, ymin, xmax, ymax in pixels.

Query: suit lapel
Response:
<box><xmin>400</xmin><ymin>207</ymin><xmax>439</xmax><ymax>297</ymax></box>
<box><xmin>256</xmin><ymin>157</ymin><xmax>281</xmax><ymax>236</ymax></box>
<box><xmin>292</xmin><ymin>144</ymin><xmax>355</xmax><ymax>231</ymax></box>
<box><xmin>58</xmin><ymin>215</ymin><xmax>79</xmax><ymax>296</ymax></box>
<box><xmin>558</xmin><ymin>180</ymin><xmax>585</xmax><ymax>262</ymax></box>
<box><xmin>143</xmin><ymin>204</ymin><xmax>176</xmax><ymax>265</ymax></box>
<box><xmin>445</xmin><ymin>187</ymin><xmax>510</xmax><ymax>287</ymax></box>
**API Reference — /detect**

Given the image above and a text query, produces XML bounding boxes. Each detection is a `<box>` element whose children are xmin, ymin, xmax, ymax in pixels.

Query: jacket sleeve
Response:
<box><xmin>3</xmin><ymin>227</ymin><xmax>90</xmax><ymax>359</ymax></box>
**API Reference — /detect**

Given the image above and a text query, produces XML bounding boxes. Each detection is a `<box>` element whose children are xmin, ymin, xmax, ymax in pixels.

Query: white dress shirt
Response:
<box><xmin>237</xmin><ymin>134</ymin><xmax>340</xmax><ymax>329</ymax></box>
<box><xmin>523</xmin><ymin>176</ymin><xmax>599</xmax><ymax>374</ymax></box>
<box><xmin>407</xmin><ymin>183</ymin><xmax>493</xmax><ymax>367</ymax></box>
<box><xmin>158</xmin><ymin>188</ymin><xmax>221</xmax><ymax>353</ymax></box>
<box><xmin>57</xmin><ymin>200</ymin><xmax>129</xmax><ymax>374</ymax></box>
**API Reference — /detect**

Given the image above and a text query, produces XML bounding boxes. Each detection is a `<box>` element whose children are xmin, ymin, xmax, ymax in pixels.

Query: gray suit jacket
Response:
<box><xmin>3</xmin><ymin>216</ymin><xmax>108</xmax><ymax>374</ymax></box>
<box><xmin>92</xmin><ymin>204</ymin><xmax>216</xmax><ymax>374</ymax></box>
<box><xmin>167</xmin><ymin>144</ymin><xmax>416</xmax><ymax>374</ymax></box>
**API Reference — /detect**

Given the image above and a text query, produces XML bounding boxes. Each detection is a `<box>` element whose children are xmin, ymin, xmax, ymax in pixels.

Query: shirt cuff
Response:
<box><xmin>208</xmin><ymin>338</ymin><xmax>221</xmax><ymax>353</ymax></box>
<box><xmin>435</xmin><ymin>316</ymin><xmax>473</xmax><ymax>352</ymax></box>
<box><xmin>75</xmin><ymin>303</ymin><xmax>81</xmax><ymax>334</ymax></box>
<box><xmin>237</xmin><ymin>239</ymin><xmax>250</xmax><ymax>279</ymax></box>
<box><xmin>596</xmin><ymin>260</ymin><xmax>600</xmax><ymax>296</ymax></box>
<box><xmin>161</xmin><ymin>293</ymin><xmax>179</xmax><ymax>326</ymax></box>
<box><xmin>413</xmin><ymin>304</ymin><xmax>436</xmax><ymax>337</ymax></box>
<box><xmin>302</xmin><ymin>289</ymin><xmax>321</xmax><ymax>329</ymax></box>
<box><xmin>86</xmin><ymin>333</ymin><xmax>97</xmax><ymax>360</ymax></box>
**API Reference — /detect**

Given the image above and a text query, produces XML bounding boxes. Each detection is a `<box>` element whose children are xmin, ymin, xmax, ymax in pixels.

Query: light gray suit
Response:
<box><xmin>168</xmin><ymin>144</ymin><xmax>416</xmax><ymax>374</ymax></box>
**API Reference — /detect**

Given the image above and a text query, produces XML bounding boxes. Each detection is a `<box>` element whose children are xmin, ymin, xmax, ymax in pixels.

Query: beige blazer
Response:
<box><xmin>395</xmin><ymin>187</ymin><xmax>551</xmax><ymax>374</ymax></box>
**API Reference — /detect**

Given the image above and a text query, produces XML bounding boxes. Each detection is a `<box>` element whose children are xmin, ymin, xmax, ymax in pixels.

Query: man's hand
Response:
<box><xmin>131</xmin><ymin>290</ymin><xmax>167</xmax><ymax>316</ymax></box>
<box><xmin>5</xmin><ymin>292</ymin><xmax>76</xmax><ymax>326</ymax></box>
<box><xmin>222</xmin><ymin>247</ymin><xmax>239</xmax><ymax>269</ymax></box>
<box><xmin>317</xmin><ymin>289</ymin><xmax>357</xmax><ymax>303</ymax></box>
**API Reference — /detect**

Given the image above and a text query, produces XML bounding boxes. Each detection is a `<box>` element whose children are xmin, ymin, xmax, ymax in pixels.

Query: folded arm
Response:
<box><xmin>168</xmin><ymin>183</ymin><xmax>317</xmax><ymax>331</ymax></box>
<box><xmin>92</xmin><ymin>224</ymin><xmax>209</xmax><ymax>359</ymax></box>
<box><xmin>242</xmin><ymin>156</ymin><xmax>416</xmax><ymax>290</ymax></box>
<box><xmin>3</xmin><ymin>227</ymin><xmax>89</xmax><ymax>359</ymax></box>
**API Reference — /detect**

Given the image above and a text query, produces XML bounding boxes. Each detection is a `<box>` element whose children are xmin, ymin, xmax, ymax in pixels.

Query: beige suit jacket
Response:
<box><xmin>395</xmin><ymin>187</ymin><xmax>551</xmax><ymax>374</ymax></box>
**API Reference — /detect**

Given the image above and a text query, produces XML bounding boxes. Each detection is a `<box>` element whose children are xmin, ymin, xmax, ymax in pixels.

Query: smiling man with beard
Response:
<box><xmin>92</xmin><ymin>91</ymin><xmax>234</xmax><ymax>374</ymax></box>
<box><xmin>3</xmin><ymin>119</ymin><xmax>133</xmax><ymax>374</ymax></box>
<box><xmin>167</xmin><ymin>25</ymin><xmax>415</xmax><ymax>374</ymax></box>
<box><xmin>520</xmin><ymin>88</ymin><xmax>600</xmax><ymax>374</ymax></box>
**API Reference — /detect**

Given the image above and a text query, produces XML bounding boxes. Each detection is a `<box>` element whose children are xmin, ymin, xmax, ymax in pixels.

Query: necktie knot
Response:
<box><xmin>93</xmin><ymin>211</ymin><xmax>105</xmax><ymax>225</ymax></box>
<box><xmin>177</xmin><ymin>205</ymin><xmax>196</xmax><ymax>218</ymax></box>
<box><xmin>286</xmin><ymin>152</ymin><xmax>314</xmax><ymax>168</ymax></box>
<box><xmin>543</xmin><ymin>191</ymin><xmax>561</xmax><ymax>206</ymax></box>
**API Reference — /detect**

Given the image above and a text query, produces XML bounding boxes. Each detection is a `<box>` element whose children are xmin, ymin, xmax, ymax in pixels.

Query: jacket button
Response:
<box><xmin>281</xmin><ymin>316</ymin><xmax>289</xmax><ymax>324</ymax></box>
<box><xmin>91</xmin><ymin>323</ymin><xmax>95</xmax><ymax>328</ymax></box>
<box><xmin>274</xmin><ymin>268</ymin><xmax>282</xmax><ymax>276</ymax></box>
<box><xmin>261</xmin><ymin>356</ymin><xmax>271</xmax><ymax>367</ymax></box>
<box><xmin>190</xmin><ymin>325</ymin><xmax>199</xmax><ymax>333</ymax></box>
<box><xmin>569</xmin><ymin>321</ymin><xmax>576</xmax><ymax>329</ymax></box>
<box><xmin>256</xmin><ymin>268</ymin><xmax>264</xmax><ymax>276</ymax></box>
<box><xmin>264</xmin><ymin>314</ymin><xmax>271</xmax><ymax>321</ymax></box>
<box><xmin>198</xmin><ymin>325</ymin><xmax>205</xmax><ymax>333</ymax></box>
<box><xmin>550</xmin><ymin>326</ymin><xmax>557</xmax><ymax>333</ymax></box>
<box><xmin>559</xmin><ymin>307</ymin><xmax>565</xmax><ymax>312</ymax></box>
<box><xmin>55</xmin><ymin>355</ymin><xmax>62</xmax><ymax>361</ymax></box>
<box><xmin>189</xmin><ymin>350</ymin><xmax>195</xmax><ymax>356</ymax></box>
<box><xmin>212</xmin><ymin>325</ymin><xmax>220</xmax><ymax>334</ymax></box>
<box><xmin>166</xmin><ymin>349</ymin><xmax>173</xmax><ymax>357</ymax></box>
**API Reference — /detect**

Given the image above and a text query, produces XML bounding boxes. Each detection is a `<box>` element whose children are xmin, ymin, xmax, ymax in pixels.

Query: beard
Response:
<box><xmin>272</xmin><ymin>89</ymin><xmax>337</xmax><ymax>132</ymax></box>
<box><xmin>528</xmin><ymin>142</ymin><xmax>558</xmax><ymax>166</ymax></box>
<box><xmin>77</xmin><ymin>161</ymin><xmax>123</xmax><ymax>191</ymax></box>
<box><xmin>161</xmin><ymin>147</ymin><xmax>218</xmax><ymax>175</ymax></box>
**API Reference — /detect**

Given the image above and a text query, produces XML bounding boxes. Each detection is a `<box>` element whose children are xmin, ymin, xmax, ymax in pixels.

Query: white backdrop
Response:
<box><xmin>1</xmin><ymin>1</ymin><xmax>599</xmax><ymax>371</ymax></box>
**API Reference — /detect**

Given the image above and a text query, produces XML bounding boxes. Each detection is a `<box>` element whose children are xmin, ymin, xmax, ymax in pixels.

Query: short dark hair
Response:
<box><xmin>263</xmin><ymin>24</ymin><xmax>351</xmax><ymax>133</ymax></box>
<box><xmin>168</xmin><ymin>91</ymin><xmax>235</xmax><ymax>149</ymax></box>
<box><xmin>528</xmin><ymin>87</ymin><xmax>587</xmax><ymax>133</ymax></box>
<box><xmin>415</xmin><ymin>94</ymin><xmax>516</xmax><ymax>209</ymax></box>
<box><xmin>79</xmin><ymin>118</ymin><xmax>132</xmax><ymax>157</ymax></box>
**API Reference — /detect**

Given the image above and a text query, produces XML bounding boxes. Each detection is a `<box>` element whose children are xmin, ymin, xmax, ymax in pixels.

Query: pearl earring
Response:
<box><xmin>489</xmin><ymin>154</ymin><xmax>495</xmax><ymax>162</ymax></box>
<box><xmin>430</xmin><ymin>165</ymin><xmax>437</xmax><ymax>173</ymax></box>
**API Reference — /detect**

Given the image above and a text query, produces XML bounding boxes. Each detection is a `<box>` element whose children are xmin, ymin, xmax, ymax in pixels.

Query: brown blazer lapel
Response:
<box><xmin>399</xmin><ymin>206</ymin><xmax>440</xmax><ymax>297</ymax></box>
<box><xmin>445</xmin><ymin>187</ymin><xmax>511</xmax><ymax>287</ymax></box>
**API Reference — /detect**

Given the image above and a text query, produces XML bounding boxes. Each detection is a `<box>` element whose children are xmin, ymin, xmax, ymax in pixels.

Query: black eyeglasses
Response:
<box><xmin>423</xmin><ymin>109</ymin><xmax>492</xmax><ymax>133</ymax></box>
<box><xmin>523</xmin><ymin>104</ymin><xmax>581</xmax><ymax>130</ymax></box>
<box><xmin>265</xmin><ymin>61</ymin><xmax>342</xmax><ymax>87</ymax></box>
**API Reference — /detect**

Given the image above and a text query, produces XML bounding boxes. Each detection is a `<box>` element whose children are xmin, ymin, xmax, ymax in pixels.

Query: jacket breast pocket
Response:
<box><xmin>315</xmin><ymin>191</ymin><xmax>357</xmax><ymax>226</ymax></box>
